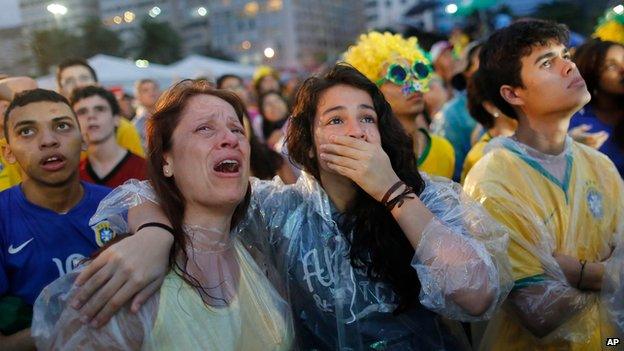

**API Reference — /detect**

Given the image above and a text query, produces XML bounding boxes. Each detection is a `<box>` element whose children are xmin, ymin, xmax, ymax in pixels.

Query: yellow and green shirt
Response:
<box><xmin>416</xmin><ymin>128</ymin><xmax>456</xmax><ymax>179</ymax></box>
<box><xmin>464</xmin><ymin>138</ymin><xmax>623</xmax><ymax>350</ymax></box>
<box><xmin>460</xmin><ymin>132</ymin><xmax>492</xmax><ymax>184</ymax></box>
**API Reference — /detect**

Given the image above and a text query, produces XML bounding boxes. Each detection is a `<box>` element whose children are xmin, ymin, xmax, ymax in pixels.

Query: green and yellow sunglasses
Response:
<box><xmin>376</xmin><ymin>61</ymin><xmax>432</xmax><ymax>86</ymax></box>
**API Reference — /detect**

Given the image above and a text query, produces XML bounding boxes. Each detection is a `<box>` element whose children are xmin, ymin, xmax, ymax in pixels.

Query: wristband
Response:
<box><xmin>381</xmin><ymin>181</ymin><xmax>405</xmax><ymax>205</ymax></box>
<box><xmin>385</xmin><ymin>185</ymin><xmax>416</xmax><ymax>211</ymax></box>
<box><xmin>137</xmin><ymin>222</ymin><xmax>175</xmax><ymax>236</ymax></box>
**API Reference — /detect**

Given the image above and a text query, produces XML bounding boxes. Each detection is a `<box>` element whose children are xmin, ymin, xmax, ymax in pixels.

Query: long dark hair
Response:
<box><xmin>247</xmin><ymin>113</ymin><xmax>285</xmax><ymax>179</ymax></box>
<box><xmin>286</xmin><ymin>63</ymin><xmax>426</xmax><ymax>312</ymax></box>
<box><xmin>467</xmin><ymin>70</ymin><xmax>496</xmax><ymax>129</ymax></box>
<box><xmin>574</xmin><ymin>39</ymin><xmax>623</xmax><ymax>98</ymax></box>
<box><xmin>146</xmin><ymin>79</ymin><xmax>251</xmax><ymax>290</ymax></box>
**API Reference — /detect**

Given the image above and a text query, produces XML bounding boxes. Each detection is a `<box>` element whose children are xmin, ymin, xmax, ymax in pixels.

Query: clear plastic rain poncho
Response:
<box><xmin>240</xmin><ymin>172</ymin><xmax>513</xmax><ymax>350</ymax></box>
<box><xmin>31</xmin><ymin>182</ymin><xmax>294</xmax><ymax>351</ymax></box>
<box><xmin>35</xmin><ymin>171</ymin><xmax>513</xmax><ymax>350</ymax></box>
<box><xmin>464</xmin><ymin>136</ymin><xmax>624</xmax><ymax>350</ymax></box>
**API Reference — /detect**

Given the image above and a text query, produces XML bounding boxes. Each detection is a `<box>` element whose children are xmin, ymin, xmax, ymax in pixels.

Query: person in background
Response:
<box><xmin>424</xmin><ymin>73</ymin><xmax>450</xmax><ymax>119</ymax></box>
<box><xmin>257</xmin><ymin>91</ymin><xmax>290</xmax><ymax>150</ymax></box>
<box><xmin>132</xmin><ymin>79</ymin><xmax>161</xmax><ymax>149</ymax></box>
<box><xmin>71</xmin><ymin>86</ymin><xmax>147</xmax><ymax>188</ymax></box>
<box><xmin>0</xmin><ymin>99</ymin><xmax>20</xmax><ymax>191</ymax></box>
<box><xmin>430</xmin><ymin>42</ymin><xmax>482</xmax><ymax>182</ymax></box>
<box><xmin>283</xmin><ymin>74</ymin><xmax>303</xmax><ymax>104</ymax></box>
<box><xmin>461</xmin><ymin>71</ymin><xmax>518</xmax><ymax>183</ymax></box>
<box><xmin>116</xmin><ymin>92</ymin><xmax>136</xmax><ymax>121</ymax></box>
<box><xmin>430</xmin><ymin>41</ymin><xmax>457</xmax><ymax>95</ymax></box>
<box><xmin>253</xmin><ymin>66</ymin><xmax>281</xmax><ymax>97</ymax></box>
<box><xmin>217</xmin><ymin>74</ymin><xmax>264</xmax><ymax>139</ymax></box>
<box><xmin>0</xmin><ymin>89</ymin><xmax>112</xmax><ymax>350</ymax></box>
<box><xmin>56</xmin><ymin>58</ymin><xmax>144</xmax><ymax>158</ymax></box>
<box><xmin>0</xmin><ymin>77</ymin><xmax>37</xmax><ymax>191</ymax></box>
<box><xmin>571</xmin><ymin>39</ymin><xmax>624</xmax><ymax>176</ymax></box>
<box><xmin>344</xmin><ymin>31</ymin><xmax>456</xmax><ymax>179</ymax></box>
<box><xmin>216</xmin><ymin>74</ymin><xmax>250</xmax><ymax>106</ymax></box>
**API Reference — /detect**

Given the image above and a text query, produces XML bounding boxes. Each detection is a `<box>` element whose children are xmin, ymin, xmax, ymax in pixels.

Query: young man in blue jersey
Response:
<box><xmin>0</xmin><ymin>89</ymin><xmax>113</xmax><ymax>350</ymax></box>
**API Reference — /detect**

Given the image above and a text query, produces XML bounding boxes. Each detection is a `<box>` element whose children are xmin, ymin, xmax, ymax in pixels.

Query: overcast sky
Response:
<box><xmin>0</xmin><ymin>0</ymin><xmax>22</xmax><ymax>29</ymax></box>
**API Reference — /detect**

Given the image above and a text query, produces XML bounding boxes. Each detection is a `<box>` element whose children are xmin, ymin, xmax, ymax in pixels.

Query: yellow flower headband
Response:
<box><xmin>592</xmin><ymin>9</ymin><xmax>624</xmax><ymax>44</ymax></box>
<box><xmin>343</xmin><ymin>31</ymin><xmax>433</xmax><ymax>93</ymax></box>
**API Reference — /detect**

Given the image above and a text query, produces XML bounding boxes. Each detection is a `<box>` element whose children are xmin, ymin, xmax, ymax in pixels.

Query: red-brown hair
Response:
<box><xmin>146</xmin><ymin>79</ymin><xmax>251</xmax><ymax>287</ymax></box>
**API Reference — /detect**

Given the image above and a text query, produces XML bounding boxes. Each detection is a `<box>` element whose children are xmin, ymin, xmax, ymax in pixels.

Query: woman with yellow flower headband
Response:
<box><xmin>344</xmin><ymin>32</ymin><xmax>456</xmax><ymax>179</ymax></box>
<box><xmin>253</xmin><ymin>65</ymin><xmax>282</xmax><ymax>97</ymax></box>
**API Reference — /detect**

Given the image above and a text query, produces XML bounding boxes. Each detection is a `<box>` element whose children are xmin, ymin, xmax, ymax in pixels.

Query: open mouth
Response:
<box><xmin>213</xmin><ymin>159</ymin><xmax>240</xmax><ymax>174</ymax></box>
<box><xmin>40</xmin><ymin>155</ymin><xmax>67</xmax><ymax>171</ymax></box>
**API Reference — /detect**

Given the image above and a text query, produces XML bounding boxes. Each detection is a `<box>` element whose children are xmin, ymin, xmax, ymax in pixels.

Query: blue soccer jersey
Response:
<box><xmin>0</xmin><ymin>182</ymin><xmax>113</xmax><ymax>305</ymax></box>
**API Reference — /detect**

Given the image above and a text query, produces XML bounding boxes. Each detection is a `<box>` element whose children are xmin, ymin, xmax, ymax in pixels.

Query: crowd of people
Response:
<box><xmin>0</xmin><ymin>17</ymin><xmax>623</xmax><ymax>351</ymax></box>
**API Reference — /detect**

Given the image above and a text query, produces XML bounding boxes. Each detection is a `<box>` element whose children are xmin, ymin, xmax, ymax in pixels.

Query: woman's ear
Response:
<box><xmin>482</xmin><ymin>100</ymin><xmax>502</xmax><ymax>118</ymax></box>
<box><xmin>163</xmin><ymin>153</ymin><xmax>174</xmax><ymax>177</ymax></box>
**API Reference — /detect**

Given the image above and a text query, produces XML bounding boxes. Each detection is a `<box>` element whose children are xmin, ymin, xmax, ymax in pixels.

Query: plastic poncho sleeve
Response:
<box><xmin>412</xmin><ymin>174</ymin><xmax>514</xmax><ymax>322</ymax></box>
<box><xmin>31</xmin><ymin>270</ymin><xmax>158</xmax><ymax>350</ymax></box>
<box><xmin>601</xmin><ymin>171</ymin><xmax>624</xmax><ymax>337</ymax></box>
<box><xmin>469</xmin><ymin>179</ymin><xmax>595</xmax><ymax>340</ymax></box>
<box><xmin>236</xmin><ymin>177</ymin><xmax>307</xmax><ymax>247</ymax></box>
<box><xmin>88</xmin><ymin>179</ymin><xmax>158</xmax><ymax>232</ymax></box>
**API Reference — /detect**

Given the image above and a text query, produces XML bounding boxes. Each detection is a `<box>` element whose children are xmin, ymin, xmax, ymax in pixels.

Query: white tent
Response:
<box><xmin>37</xmin><ymin>54</ymin><xmax>174</xmax><ymax>92</ymax></box>
<box><xmin>168</xmin><ymin>54</ymin><xmax>256</xmax><ymax>81</ymax></box>
<box><xmin>36</xmin><ymin>54</ymin><xmax>257</xmax><ymax>93</ymax></box>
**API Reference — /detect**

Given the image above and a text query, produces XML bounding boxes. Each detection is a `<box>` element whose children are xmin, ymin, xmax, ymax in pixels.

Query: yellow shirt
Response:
<box><xmin>116</xmin><ymin>118</ymin><xmax>144</xmax><ymax>158</ymax></box>
<box><xmin>0</xmin><ymin>139</ymin><xmax>21</xmax><ymax>191</ymax></box>
<box><xmin>416</xmin><ymin>128</ymin><xmax>455</xmax><ymax>179</ymax></box>
<box><xmin>144</xmin><ymin>241</ymin><xmax>293</xmax><ymax>351</ymax></box>
<box><xmin>464</xmin><ymin>139</ymin><xmax>623</xmax><ymax>350</ymax></box>
<box><xmin>81</xmin><ymin>118</ymin><xmax>144</xmax><ymax>160</ymax></box>
<box><xmin>460</xmin><ymin>132</ymin><xmax>492</xmax><ymax>184</ymax></box>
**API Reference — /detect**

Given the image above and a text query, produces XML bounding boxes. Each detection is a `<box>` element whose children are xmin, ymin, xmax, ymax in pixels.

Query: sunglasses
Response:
<box><xmin>376</xmin><ymin>61</ymin><xmax>432</xmax><ymax>86</ymax></box>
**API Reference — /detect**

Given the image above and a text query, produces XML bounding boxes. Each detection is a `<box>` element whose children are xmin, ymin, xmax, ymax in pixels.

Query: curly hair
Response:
<box><xmin>574</xmin><ymin>39</ymin><xmax>624</xmax><ymax>97</ymax></box>
<box><xmin>286</xmin><ymin>63</ymin><xmax>426</xmax><ymax>312</ymax></box>
<box><xmin>343</xmin><ymin>31</ymin><xmax>431</xmax><ymax>89</ymax></box>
